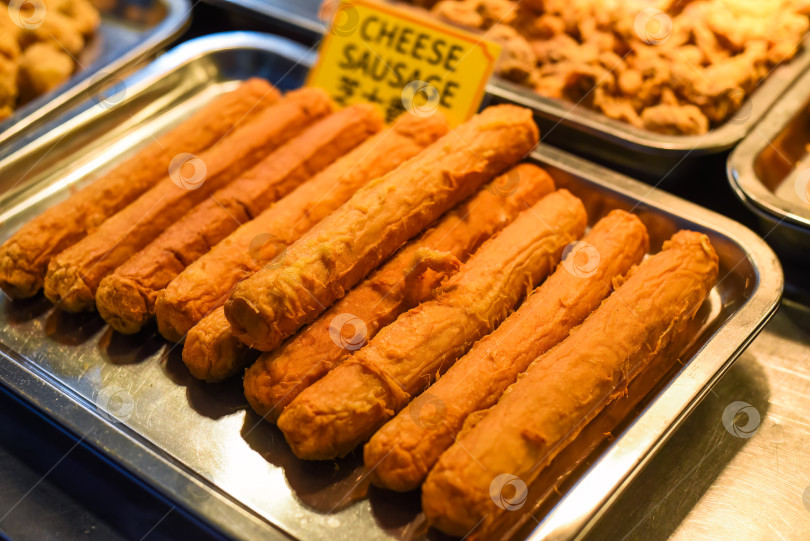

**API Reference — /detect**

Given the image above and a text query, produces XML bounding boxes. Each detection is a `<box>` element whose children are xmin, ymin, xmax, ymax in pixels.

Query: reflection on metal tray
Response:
<box><xmin>202</xmin><ymin>0</ymin><xmax>325</xmax><ymax>37</ymax></box>
<box><xmin>727</xmin><ymin>66</ymin><xmax>810</xmax><ymax>302</ymax></box>
<box><xmin>0</xmin><ymin>0</ymin><xmax>190</xmax><ymax>153</ymax></box>
<box><xmin>0</xmin><ymin>32</ymin><xmax>783</xmax><ymax>541</ymax></box>
<box><xmin>196</xmin><ymin>0</ymin><xmax>810</xmax><ymax>176</ymax></box>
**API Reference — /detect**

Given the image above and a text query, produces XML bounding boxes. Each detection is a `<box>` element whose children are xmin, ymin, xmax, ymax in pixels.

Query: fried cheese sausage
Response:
<box><xmin>0</xmin><ymin>79</ymin><xmax>276</xmax><ymax>299</ymax></box>
<box><xmin>96</xmin><ymin>101</ymin><xmax>379</xmax><ymax>334</ymax></box>
<box><xmin>43</xmin><ymin>88</ymin><xmax>326</xmax><ymax>311</ymax></box>
<box><xmin>243</xmin><ymin>164</ymin><xmax>555</xmax><ymax>417</ymax></box>
<box><xmin>181</xmin><ymin>121</ymin><xmax>476</xmax><ymax>383</ymax></box>
<box><xmin>155</xmin><ymin>112</ymin><xmax>448</xmax><ymax>342</ymax></box>
<box><xmin>276</xmin><ymin>189</ymin><xmax>587</xmax><ymax>460</ymax></box>
<box><xmin>365</xmin><ymin>209</ymin><xmax>649</xmax><ymax>491</ymax></box>
<box><xmin>225</xmin><ymin>105</ymin><xmax>540</xmax><ymax>351</ymax></box>
<box><xmin>421</xmin><ymin>230</ymin><xmax>719</xmax><ymax>537</ymax></box>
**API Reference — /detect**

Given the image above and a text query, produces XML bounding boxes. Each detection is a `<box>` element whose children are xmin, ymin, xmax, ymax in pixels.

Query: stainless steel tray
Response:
<box><xmin>197</xmin><ymin>0</ymin><xmax>810</xmax><ymax>176</ymax></box>
<box><xmin>0</xmin><ymin>31</ymin><xmax>783</xmax><ymax>541</ymax></box>
<box><xmin>727</xmin><ymin>66</ymin><xmax>810</xmax><ymax>302</ymax></box>
<box><xmin>0</xmin><ymin>0</ymin><xmax>190</xmax><ymax>153</ymax></box>
<box><xmin>728</xmin><ymin>65</ymin><xmax>810</xmax><ymax>230</ymax></box>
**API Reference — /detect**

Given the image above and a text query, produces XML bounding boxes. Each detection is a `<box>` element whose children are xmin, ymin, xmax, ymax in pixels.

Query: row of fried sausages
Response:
<box><xmin>0</xmin><ymin>79</ymin><xmax>719</xmax><ymax>538</ymax></box>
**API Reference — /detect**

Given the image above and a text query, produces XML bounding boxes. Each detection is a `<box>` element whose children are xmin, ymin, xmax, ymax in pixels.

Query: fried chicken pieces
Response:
<box><xmin>428</xmin><ymin>0</ymin><xmax>810</xmax><ymax>134</ymax></box>
<box><xmin>0</xmin><ymin>0</ymin><xmax>100</xmax><ymax>119</ymax></box>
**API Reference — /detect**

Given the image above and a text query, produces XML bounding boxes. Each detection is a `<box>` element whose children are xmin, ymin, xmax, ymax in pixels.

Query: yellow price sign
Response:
<box><xmin>308</xmin><ymin>0</ymin><xmax>502</xmax><ymax>126</ymax></box>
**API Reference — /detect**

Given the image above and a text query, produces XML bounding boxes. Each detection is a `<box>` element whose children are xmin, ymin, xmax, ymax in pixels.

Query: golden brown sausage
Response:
<box><xmin>364</xmin><ymin>209</ymin><xmax>649</xmax><ymax>492</ymax></box>
<box><xmin>155</xmin><ymin>112</ymin><xmax>448</xmax><ymax>343</ymax></box>
<box><xmin>225</xmin><ymin>105</ymin><xmax>540</xmax><ymax>352</ymax></box>
<box><xmin>43</xmin><ymin>88</ymin><xmax>326</xmax><ymax>312</ymax></box>
<box><xmin>276</xmin><ymin>190</ymin><xmax>587</xmax><ymax>460</ymax></box>
<box><xmin>180</xmin><ymin>119</ymin><xmax>465</xmax><ymax>382</ymax></box>
<box><xmin>0</xmin><ymin>79</ymin><xmax>277</xmax><ymax>299</ymax></box>
<box><xmin>95</xmin><ymin>101</ymin><xmax>379</xmax><ymax>334</ymax></box>
<box><xmin>421</xmin><ymin>230</ymin><xmax>719</xmax><ymax>537</ymax></box>
<box><xmin>243</xmin><ymin>164</ymin><xmax>556</xmax><ymax>418</ymax></box>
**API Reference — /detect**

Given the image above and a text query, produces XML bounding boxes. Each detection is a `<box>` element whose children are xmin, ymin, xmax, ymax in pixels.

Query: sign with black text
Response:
<box><xmin>308</xmin><ymin>0</ymin><xmax>502</xmax><ymax>125</ymax></box>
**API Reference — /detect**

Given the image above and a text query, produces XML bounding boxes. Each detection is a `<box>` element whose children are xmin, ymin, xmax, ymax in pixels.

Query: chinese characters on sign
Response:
<box><xmin>308</xmin><ymin>0</ymin><xmax>502</xmax><ymax>125</ymax></box>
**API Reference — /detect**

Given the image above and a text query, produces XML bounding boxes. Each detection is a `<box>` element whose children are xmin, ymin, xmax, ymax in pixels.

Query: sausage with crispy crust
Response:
<box><xmin>276</xmin><ymin>189</ymin><xmax>587</xmax><ymax>460</ymax></box>
<box><xmin>178</xmin><ymin>119</ymin><xmax>457</xmax><ymax>382</ymax></box>
<box><xmin>243</xmin><ymin>164</ymin><xmax>556</xmax><ymax>417</ymax></box>
<box><xmin>225</xmin><ymin>105</ymin><xmax>540</xmax><ymax>352</ymax></box>
<box><xmin>96</xmin><ymin>100</ymin><xmax>379</xmax><ymax>334</ymax></box>
<box><xmin>43</xmin><ymin>88</ymin><xmax>327</xmax><ymax>312</ymax></box>
<box><xmin>0</xmin><ymin>79</ymin><xmax>277</xmax><ymax>299</ymax></box>
<box><xmin>184</xmin><ymin>164</ymin><xmax>551</xmax><ymax>384</ymax></box>
<box><xmin>155</xmin><ymin>112</ymin><xmax>448</xmax><ymax>343</ymax></box>
<box><xmin>365</xmin><ymin>209</ymin><xmax>649</xmax><ymax>492</ymax></box>
<box><xmin>422</xmin><ymin>230</ymin><xmax>719</xmax><ymax>537</ymax></box>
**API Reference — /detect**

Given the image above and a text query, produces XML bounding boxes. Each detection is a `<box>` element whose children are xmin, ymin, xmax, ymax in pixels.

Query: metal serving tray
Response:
<box><xmin>727</xmin><ymin>65</ymin><xmax>810</xmax><ymax>302</ymax></box>
<box><xmin>0</xmin><ymin>32</ymin><xmax>783</xmax><ymax>541</ymax></box>
<box><xmin>198</xmin><ymin>0</ymin><xmax>810</xmax><ymax>177</ymax></box>
<box><xmin>0</xmin><ymin>0</ymin><xmax>190</xmax><ymax>153</ymax></box>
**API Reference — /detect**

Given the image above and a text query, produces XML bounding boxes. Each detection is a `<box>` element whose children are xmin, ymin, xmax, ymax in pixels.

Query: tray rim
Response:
<box><xmin>0</xmin><ymin>30</ymin><xmax>785</xmax><ymax>541</ymax></box>
<box><xmin>199</xmin><ymin>0</ymin><xmax>810</xmax><ymax>156</ymax></box>
<box><xmin>727</xmin><ymin>65</ymin><xmax>810</xmax><ymax>231</ymax></box>
<box><xmin>202</xmin><ymin>0</ymin><xmax>325</xmax><ymax>37</ymax></box>
<box><xmin>0</xmin><ymin>0</ymin><xmax>192</xmax><ymax>153</ymax></box>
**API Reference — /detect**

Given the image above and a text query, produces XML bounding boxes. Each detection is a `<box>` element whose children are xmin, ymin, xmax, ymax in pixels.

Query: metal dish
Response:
<box><xmin>0</xmin><ymin>0</ymin><xmax>191</xmax><ymax>153</ymax></box>
<box><xmin>0</xmin><ymin>31</ymin><xmax>783</xmax><ymax>541</ymax></box>
<box><xmin>727</xmin><ymin>65</ymin><xmax>810</xmax><ymax>302</ymax></box>
<box><xmin>728</xmin><ymin>64</ymin><xmax>810</xmax><ymax>231</ymax></box>
<box><xmin>197</xmin><ymin>0</ymin><xmax>810</xmax><ymax>176</ymax></box>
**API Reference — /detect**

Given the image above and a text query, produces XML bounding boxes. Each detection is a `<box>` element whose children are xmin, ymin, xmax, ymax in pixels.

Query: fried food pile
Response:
<box><xmin>0</xmin><ymin>81</ymin><xmax>721</xmax><ymax>538</ymax></box>
<box><xmin>0</xmin><ymin>0</ymin><xmax>100</xmax><ymax>120</ymax></box>
<box><xmin>426</xmin><ymin>0</ymin><xmax>810</xmax><ymax>134</ymax></box>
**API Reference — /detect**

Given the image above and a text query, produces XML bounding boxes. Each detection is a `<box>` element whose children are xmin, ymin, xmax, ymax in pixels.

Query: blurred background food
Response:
<box><xmin>0</xmin><ymin>0</ymin><xmax>100</xmax><ymax>121</ymax></box>
<box><xmin>419</xmin><ymin>0</ymin><xmax>810</xmax><ymax>135</ymax></box>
